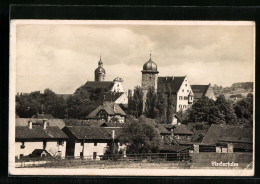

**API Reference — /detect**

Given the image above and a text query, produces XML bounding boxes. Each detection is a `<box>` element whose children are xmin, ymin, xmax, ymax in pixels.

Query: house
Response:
<box><xmin>15</xmin><ymin>120</ymin><xmax>68</xmax><ymax>159</ymax></box>
<box><xmin>156</xmin><ymin>124</ymin><xmax>172</xmax><ymax>141</ymax></box>
<box><xmin>171</xmin><ymin>114</ymin><xmax>182</xmax><ymax>125</ymax></box>
<box><xmin>62</xmin><ymin>126</ymin><xmax>125</xmax><ymax>159</ymax></box>
<box><xmin>16</xmin><ymin>118</ymin><xmax>65</xmax><ymax>129</ymax></box>
<box><xmin>140</xmin><ymin>55</ymin><xmax>194</xmax><ymax>113</ymax></box>
<box><xmin>201</xmin><ymin>124</ymin><xmax>253</xmax><ymax>153</ymax></box>
<box><xmin>86</xmin><ymin>101</ymin><xmax>127</xmax><ymax>123</ymax></box>
<box><xmin>191</xmin><ymin>84</ymin><xmax>216</xmax><ymax>101</ymax></box>
<box><xmin>173</xmin><ymin>124</ymin><xmax>194</xmax><ymax>144</ymax></box>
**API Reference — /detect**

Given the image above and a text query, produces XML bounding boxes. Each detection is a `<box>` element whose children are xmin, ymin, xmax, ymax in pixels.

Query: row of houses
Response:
<box><xmin>15</xmin><ymin>115</ymin><xmax>253</xmax><ymax>160</ymax></box>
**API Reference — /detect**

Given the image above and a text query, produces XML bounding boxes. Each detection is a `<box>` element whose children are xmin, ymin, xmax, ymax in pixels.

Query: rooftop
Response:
<box><xmin>157</xmin><ymin>76</ymin><xmax>186</xmax><ymax>94</ymax></box>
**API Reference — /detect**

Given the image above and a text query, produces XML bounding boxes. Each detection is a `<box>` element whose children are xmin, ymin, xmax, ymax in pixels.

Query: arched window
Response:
<box><xmin>179</xmin><ymin>105</ymin><xmax>182</xmax><ymax>109</ymax></box>
<box><xmin>179</xmin><ymin>96</ymin><xmax>182</xmax><ymax>100</ymax></box>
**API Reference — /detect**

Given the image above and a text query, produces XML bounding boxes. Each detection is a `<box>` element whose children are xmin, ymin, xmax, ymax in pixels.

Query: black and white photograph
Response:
<box><xmin>9</xmin><ymin>20</ymin><xmax>255</xmax><ymax>176</ymax></box>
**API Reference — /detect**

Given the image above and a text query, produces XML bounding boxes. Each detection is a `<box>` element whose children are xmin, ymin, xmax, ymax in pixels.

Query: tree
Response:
<box><xmin>118</xmin><ymin>116</ymin><xmax>162</xmax><ymax>154</ymax></box>
<box><xmin>128</xmin><ymin>86</ymin><xmax>143</xmax><ymax>118</ymax></box>
<box><xmin>144</xmin><ymin>87</ymin><xmax>159</xmax><ymax>119</ymax></box>
<box><xmin>234</xmin><ymin>93</ymin><xmax>253</xmax><ymax>126</ymax></box>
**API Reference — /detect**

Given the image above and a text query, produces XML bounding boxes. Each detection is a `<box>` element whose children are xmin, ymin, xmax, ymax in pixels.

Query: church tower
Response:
<box><xmin>141</xmin><ymin>54</ymin><xmax>159</xmax><ymax>111</ymax></box>
<box><xmin>95</xmin><ymin>56</ymin><xmax>106</xmax><ymax>81</ymax></box>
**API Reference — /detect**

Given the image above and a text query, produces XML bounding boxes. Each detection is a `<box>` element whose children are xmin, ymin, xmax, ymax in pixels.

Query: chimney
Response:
<box><xmin>28</xmin><ymin>121</ymin><xmax>32</xmax><ymax>129</ymax></box>
<box><xmin>112</xmin><ymin>130</ymin><xmax>115</xmax><ymax>140</ymax></box>
<box><xmin>43</xmin><ymin>120</ymin><xmax>47</xmax><ymax>129</ymax></box>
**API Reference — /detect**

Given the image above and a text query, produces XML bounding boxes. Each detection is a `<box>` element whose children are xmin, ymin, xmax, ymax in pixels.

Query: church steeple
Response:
<box><xmin>95</xmin><ymin>56</ymin><xmax>106</xmax><ymax>81</ymax></box>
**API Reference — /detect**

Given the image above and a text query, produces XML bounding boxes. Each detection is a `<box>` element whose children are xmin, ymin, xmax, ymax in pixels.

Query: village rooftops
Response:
<box><xmin>16</xmin><ymin>124</ymin><xmax>68</xmax><ymax>141</ymax></box>
<box><xmin>86</xmin><ymin>101</ymin><xmax>126</xmax><ymax>119</ymax></box>
<box><xmin>173</xmin><ymin>124</ymin><xmax>194</xmax><ymax>135</ymax></box>
<box><xmin>16</xmin><ymin>118</ymin><xmax>65</xmax><ymax>129</ymax></box>
<box><xmin>75</xmin><ymin>81</ymin><xmax>114</xmax><ymax>94</ymax></box>
<box><xmin>156</xmin><ymin>124</ymin><xmax>172</xmax><ymax>135</ymax></box>
<box><xmin>63</xmin><ymin>126</ymin><xmax>121</xmax><ymax>140</ymax></box>
<box><xmin>157</xmin><ymin>76</ymin><xmax>186</xmax><ymax>94</ymax></box>
<box><xmin>202</xmin><ymin>124</ymin><xmax>253</xmax><ymax>144</ymax></box>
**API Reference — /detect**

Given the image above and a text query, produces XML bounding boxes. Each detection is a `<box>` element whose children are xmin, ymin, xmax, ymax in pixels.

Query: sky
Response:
<box><xmin>14</xmin><ymin>21</ymin><xmax>255</xmax><ymax>94</ymax></box>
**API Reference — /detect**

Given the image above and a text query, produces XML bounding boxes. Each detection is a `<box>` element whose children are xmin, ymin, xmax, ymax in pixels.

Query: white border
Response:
<box><xmin>9</xmin><ymin>19</ymin><xmax>255</xmax><ymax>176</ymax></box>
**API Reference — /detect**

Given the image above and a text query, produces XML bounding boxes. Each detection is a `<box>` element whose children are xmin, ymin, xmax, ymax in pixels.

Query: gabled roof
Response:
<box><xmin>75</xmin><ymin>81</ymin><xmax>114</xmax><ymax>94</ymax></box>
<box><xmin>63</xmin><ymin>119</ymin><xmax>104</xmax><ymax>127</ymax></box>
<box><xmin>86</xmin><ymin>102</ymin><xmax>126</xmax><ymax>119</ymax></box>
<box><xmin>16</xmin><ymin>126</ymin><xmax>68</xmax><ymax>140</ymax></box>
<box><xmin>202</xmin><ymin>124</ymin><xmax>253</xmax><ymax>144</ymax></box>
<box><xmin>156</xmin><ymin>124</ymin><xmax>172</xmax><ymax>135</ymax></box>
<box><xmin>191</xmin><ymin>85</ymin><xmax>210</xmax><ymax>99</ymax></box>
<box><xmin>157</xmin><ymin>76</ymin><xmax>186</xmax><ymax>94</ymax></box>
<box><xmin>64</xmin><ymin>126</ymin><xmax>121</xmax><ymax>140</ymax></box>
<box><xmin>31</xmin><ymin>114</ymin><xmax>54</xmax><ymax>119</ymax></box>
<box><xmin>191</xmin><ymin>129</ymin><xmax>207</xmax><ymax>142</ymax></box>
<box><xmin>103</xmin><ymin>92</ymin><xmax>124</xmax><ymax>102</ymax></box>
<box><xmin>16</xmin><ymin>118</ymin><xmax>65</xmax><ymax>129</ymax></box>
<box><xmin>173</xmin><ymin>125</ymin><xmax>194</xmax><ymax>135</ymax></box>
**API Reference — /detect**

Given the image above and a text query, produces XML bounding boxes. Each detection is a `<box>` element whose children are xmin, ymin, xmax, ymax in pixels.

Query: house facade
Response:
<box><xmin>15</xmin><ymin>120</ymin><xmax>68</xmax><ymax>159</ymax></box>
<box><xmin>191</xmin><ymin>84</ymin><xmax>216</xmax><ymax>101</ymax></box>
<box><xmin>141</xmin><ymin>54</ymin><xmax>194</xmax><ymax>113</ymax></box>
<box><xmin>86</xmin><ymin>101</ymin><xmax>127</xmax><ymax>123</ymax></box>
<box><xmin>62</xmin><ymin>126</ymin><xmax>125</xmax><ymax>159</ymax></box>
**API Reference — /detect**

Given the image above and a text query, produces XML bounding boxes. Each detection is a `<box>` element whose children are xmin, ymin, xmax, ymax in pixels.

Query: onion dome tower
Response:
<box><xmin>141</xmin><ymin>53</ymin><xmax>159</xmax><ymax>112</ymax></box>
<box><xmin>95</xmin><ymin>56</ymin><xmax>106</xmax><ymax>81</ymax></box>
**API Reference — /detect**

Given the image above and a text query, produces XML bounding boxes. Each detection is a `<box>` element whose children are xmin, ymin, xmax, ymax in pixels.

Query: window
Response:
<box><xmin>179</xmin><ymin>96</ymin><xmax>182</xmax><ymax>100</ymax></box>
<box><xmin>179</xmin><ymin>105</ymin><xmax>182</xmax><ymax>109</ymax></box>
<box><xmin>182</xmin><ymin>89</ymin><xmax>184</xmax><ymax>92</ymax></box>
<box><xmin>185</xmin><ymin>84</ymin><xmax>187</xmax><ymax>87</ymax></box>
<box><xmin>94</xmin><ymin>142</ymin><xmax>97</xmax><ymax>146</ymax></box>
<box><xmin>187</xmin><ymin>90</ymin><xmax>189</xmax><ymax>92</ymax></box>
<box><xmin>184</xmin><ymin>96</ymin><xmax>188</xmax><ymax>100</ymax></box>
<box><xmin>93</xmin><ymin>152</ymin><xmax>97</xmax><ymax>160</ymax></box>
<box><xmin>183</xmin><ymin>105</ymin><xmax>186</xmax><ymax>109</ymax></box>
<box><xmin>117</xmin><ymin>84</ymin><xmax>119</xmax><ymax>87</ymax></box>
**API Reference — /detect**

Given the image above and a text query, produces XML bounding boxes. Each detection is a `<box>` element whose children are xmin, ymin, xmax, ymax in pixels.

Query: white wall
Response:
<box><xmin>15</xmin><ymin>141</ymin><xmax>43</xmax><ymax>159</ymax></box>
<box><xmin>111</xmin><ymin>82</ymin><xmax>124</xmax><ymax>92</ymax></box>
<box><xmin>176</xmin><ymin>76</ymin><xmax>193</xmax><ymax>112</ymax></box>
<box><xmin>115</xmin><ymin>93</ymin><xmax>128</xmax><ymax>105</ymax></box>
<box><xmin>74</xmin><ymin>142</ymin><xmax>82</xmax><ymax>157</ymax></box>
<box><xmin>15</xmin><ymin>140</ymin><xmax>67</xmax><ymax>159</ymax></box>
<box><xmin>83</xmin><ymin>142</ymin><xmax>108</xmax><ymax>160</ymax></box>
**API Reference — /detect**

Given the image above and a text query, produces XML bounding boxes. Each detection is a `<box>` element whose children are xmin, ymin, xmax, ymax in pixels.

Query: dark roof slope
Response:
<box><xmin>157</xmin><ymin>76</ymin><xmax>186</xmax><ymax>94</ymax></box>
<box><xmin>191</xmin><ymin>85</ymin><xmax>210</xmax><ymax>99</ymax></box>
<box><xmin>202</xmin><ymin>124</ymin><xmax>253</xmax><ymax>144</ymax></box>
<box><xmin>156</xmin><ymin>124</ymin><xmax>172</xmax><ymax>135</ymax></box>
<box><xmin>191</xmin><ymin>129</ymin><xmax>207</xmax><ymax>142</ymax></box>
<box><xmin>63</xmin><ymin>119</ymin><xmax>104</xmax><ymax>127</ymax></box>
<box><xmin>103</xmin><ymin>92</ymin><xmax>124</xmax><ymax>102</ymax></box>
<box><xmin>75</xmin><ymin>81</ymin><xmax>114</xmax><ymax>94</ymax></box>
<box><xmin>16</xmin><ymin>118</ymin><xmax>65</xmax><ymax>129</ymax></box>
<box><xmin>86</xmin><ymin>102</ymin><xmax>126</xmax><ymax>119</ymax></box>
<box><xmin>174</xmin><ymin>125</ymin><xmax>194</xmax><ymax>135</ymax></box>
<box><xmin>16</xmin><ymin>126</ymin><xmax>68</xmax><ymax>140</ymax></box>
<box><xmin>65</xmin><ymin>126</ymin><xmax>121</xmax><ymax>140</ymax></box>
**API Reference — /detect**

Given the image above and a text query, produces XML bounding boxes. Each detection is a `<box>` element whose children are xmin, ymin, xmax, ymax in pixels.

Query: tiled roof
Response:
<box><xmin>103</xmin><ymin>92</ymin><xmax>124</xmax><ymax>102</ymax></box>
<box><xmin>159</xmin><ymin>145</ymin><xmax>190</xmax><ymax>152</ymax></box>
<box><xmin>173</xmin><ymin>125</ymin><xmax>194</xmax><ymax>135</ymax></box>
<box><xmin>31</xmin><ymin>114</ymin><xmax>54</xmax><ymax>119</ymax></box>
<box><xmin>191</xmin><ymin>85</ymin><xmax>210</xmax><ymax>99</ymax></box>
<box><xmin>202</xmin><ymin>124</ymin><xmax>253</xmax><ymax>144</ymax></box>
<box><xmin>75</xmin><ymin>81</ymin><xmax>114</xmax><ymax>94</ymax></box>
<box><xmin>157</xmin><ymin>76</ymin><xmax>186</xmax><ymax>94</ymax></box>
<box><xmin>100</xmin><ymin>122</ymin><xmax>124</xmax><ymax>128</ymax></box>
<box><xmin>86</xmin><ymin>102</ymin><xmax>126</xmax><ymax>119</ymax></box>
<box><xmin>16</xmin><ymin>118</ymin><xmax>65</xmax><ymax>129</ymax></box>
<box><xmin>63</xmin><ymin>119</ymin><xmax>105</xmax><ymax>127</ymax></box>
<box><xmin>64</xmin><ymin>126</ymin><xmax>121</xmax><ymax>140</ymax></box>
<box><xmin>156</xmin><ymin>124</ymin><xmax>172</xmax><ymax>135</ymax></box>
<box><xmin>16</xmin><ymin>126</ymin><xmax>68</xmax><ymax>140</ymax></box>
<box><xmin>191</xmin><ymin>129</ymin><xmax>207</xmax><ymax>142</ymax></box>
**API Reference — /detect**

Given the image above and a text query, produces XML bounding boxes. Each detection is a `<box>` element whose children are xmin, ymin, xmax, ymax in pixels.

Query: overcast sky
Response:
<box><xmin>15</xmin><ymin>21</ymin><xmax>254</xmax><ymax>94</ymax></box>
